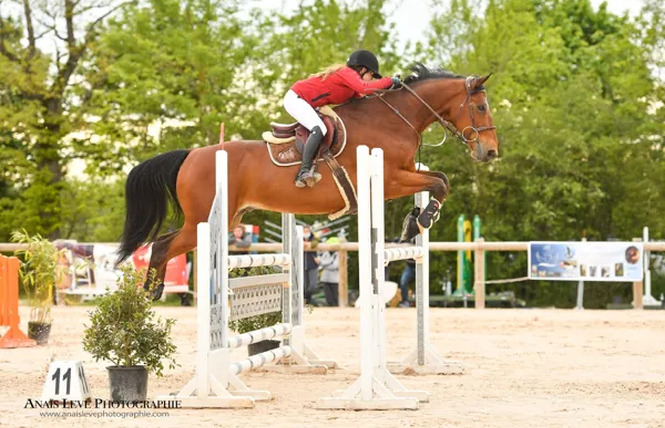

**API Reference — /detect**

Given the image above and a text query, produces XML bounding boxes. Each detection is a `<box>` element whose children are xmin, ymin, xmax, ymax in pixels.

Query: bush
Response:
<box><xmin>82</xmin><ymin>266</ymin><xmax>177</xmax><ymax>376</ymax></box>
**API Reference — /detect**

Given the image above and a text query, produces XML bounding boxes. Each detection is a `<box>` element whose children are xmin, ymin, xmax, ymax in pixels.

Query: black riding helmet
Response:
<box><xmin>347</xmin><ymin>49</ymin><xmax>382</xmax><ymax>78</ymax></box>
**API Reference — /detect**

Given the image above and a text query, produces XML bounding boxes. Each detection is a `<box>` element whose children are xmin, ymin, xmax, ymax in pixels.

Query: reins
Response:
<box><xmin>376</xmin><ymin>77</ymin><xmax>496</xmax><ymax>149</ymax></box>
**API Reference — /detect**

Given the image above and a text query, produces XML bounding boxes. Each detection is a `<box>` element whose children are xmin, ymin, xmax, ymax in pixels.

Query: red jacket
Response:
<box><xmin>291</xmin><ymin>66</ymin><xmax>393</xmax><ymax>108</ymax></box>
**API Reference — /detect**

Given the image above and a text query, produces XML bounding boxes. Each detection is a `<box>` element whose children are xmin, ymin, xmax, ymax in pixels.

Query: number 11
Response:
<box><xmin>52</xmin><ymin>368</ymin><xmax>72</xmax><ymax>395</ymax></box>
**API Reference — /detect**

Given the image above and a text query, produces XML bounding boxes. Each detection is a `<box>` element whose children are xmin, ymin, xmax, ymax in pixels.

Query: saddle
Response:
<box><xmin>262</xmin><ymin>107</ymin><xmax>356</xmax><ymax>220</ymax></box>
<box><xmin>262</xmin><ymin>106</ymin><xmax>347</xmax><ymax>165</ymax></box>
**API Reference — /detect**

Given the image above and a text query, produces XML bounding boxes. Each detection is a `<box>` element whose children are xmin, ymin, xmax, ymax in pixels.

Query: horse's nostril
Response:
<box><xmin>487</xmin><ymin>149</ymin><xmax>497</xmax><ymax>159</ymax></box>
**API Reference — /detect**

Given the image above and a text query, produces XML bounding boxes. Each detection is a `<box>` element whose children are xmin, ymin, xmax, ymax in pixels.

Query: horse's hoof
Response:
<box><xmin>295</xmin><ymin>178</ymin><xmax>307</xmax><ymax>188</ymax></box>
<box><xmin>145</xmin><ymin>283</ymin><xmax>164</xmax><ymax>301</ymax></box>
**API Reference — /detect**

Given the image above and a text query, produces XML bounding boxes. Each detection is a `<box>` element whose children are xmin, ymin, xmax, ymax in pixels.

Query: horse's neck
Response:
<box><xmin>335</xmin><ymin>79</ymin><xmax>463</xmax><ymax>137</ymax></box>
<box><xmin>398</xmin><ymin>79</ymin><xmax>464</xmax><ymax>132</ymax></box>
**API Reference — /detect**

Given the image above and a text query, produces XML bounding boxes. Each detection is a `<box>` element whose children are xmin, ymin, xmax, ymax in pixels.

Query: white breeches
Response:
<box><xmin>283</xmin><ymin>90</ymin><xmax>328</xmax><ymax>136</ymax></box>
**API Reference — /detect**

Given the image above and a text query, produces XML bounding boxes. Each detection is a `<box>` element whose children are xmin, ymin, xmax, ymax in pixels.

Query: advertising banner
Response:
<box><xmin>529</xmin><ymin>241</ymin><xmax>643</xmax><ymax>282</ymax></box>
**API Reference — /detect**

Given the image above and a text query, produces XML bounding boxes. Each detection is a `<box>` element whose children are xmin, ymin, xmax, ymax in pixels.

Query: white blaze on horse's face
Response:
<box><xmin>459</xmin><ymin>74</ymin><xmax>499</xmax><ymax>163</ymax></box>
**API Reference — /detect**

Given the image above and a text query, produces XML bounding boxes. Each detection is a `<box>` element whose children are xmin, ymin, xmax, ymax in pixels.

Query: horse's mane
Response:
<box><xmin>403</xmin><ymin>63</ymin><xmax>465</xmax><ymax>84</ymax></box>
<box><xmin>337</xmin><ymin>63</ymin><xmax>467</xmax><ymax>110</ymax></box>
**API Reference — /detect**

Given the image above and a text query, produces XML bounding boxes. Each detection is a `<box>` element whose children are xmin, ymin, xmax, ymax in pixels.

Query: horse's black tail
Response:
<box><xmin>116</xmin><ymin>149</ymin><xmax>191</xmax><ymax>266</ymax></box>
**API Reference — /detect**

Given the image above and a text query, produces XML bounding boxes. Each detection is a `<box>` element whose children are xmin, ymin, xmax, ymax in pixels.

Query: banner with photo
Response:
<box><xmin>528</xmin><ymin>242</ymin><xmax>644</xmax><ymax>282</ymax></box>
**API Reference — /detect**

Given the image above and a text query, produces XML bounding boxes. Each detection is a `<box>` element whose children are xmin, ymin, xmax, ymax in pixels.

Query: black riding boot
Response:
<box><xmin>295</xmin><ymin>126</ymin><xmax>324</xmax><ymax>188</ymax></box>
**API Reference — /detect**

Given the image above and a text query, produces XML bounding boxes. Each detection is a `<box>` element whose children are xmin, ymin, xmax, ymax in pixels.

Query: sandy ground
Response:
<box><xmin>1</xmin><ymin>305</ymin><xmax>664</xmax><ymax>428</ymax></box>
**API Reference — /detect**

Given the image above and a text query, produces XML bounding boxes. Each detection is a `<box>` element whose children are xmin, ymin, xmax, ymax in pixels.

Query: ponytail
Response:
<box><xmin>310</xmin><ymin>63</ymin><xmax>347</xmax><ymax>81</ymax></box>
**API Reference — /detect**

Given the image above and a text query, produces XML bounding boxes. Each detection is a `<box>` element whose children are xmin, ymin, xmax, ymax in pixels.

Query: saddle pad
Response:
<box><xmin>265</xmin><ymin>113</ymin><xmax>347</xmax><ymax>167</ymax></box>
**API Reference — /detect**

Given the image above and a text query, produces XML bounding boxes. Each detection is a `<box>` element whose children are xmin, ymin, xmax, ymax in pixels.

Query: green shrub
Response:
<box><xmin>82</xmin><ymin>266</ymin><xmax>177</xmax><ymax>376</ymax></box>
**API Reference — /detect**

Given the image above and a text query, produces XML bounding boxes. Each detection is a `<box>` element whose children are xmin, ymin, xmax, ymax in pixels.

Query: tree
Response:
<box><xmin>0</xmin><ymin>0</ymin><xmax>133</xmax><ymax>238</ymax></box>
<box><xmin>420</xmin><ymin>0</ymin><xmax>665</xmax><ymax>306</ymax></box>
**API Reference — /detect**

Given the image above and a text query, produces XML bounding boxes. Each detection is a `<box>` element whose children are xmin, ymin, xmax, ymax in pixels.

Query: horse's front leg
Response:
<box><xmin>416</xmin><ymin>170</ymin><xmax>450</xmax><ymax>227</ymax></box>
<box><xmin>389</xmin><ymin>170</ymin><xmax>450</xmax><ymax>241</ymax></box>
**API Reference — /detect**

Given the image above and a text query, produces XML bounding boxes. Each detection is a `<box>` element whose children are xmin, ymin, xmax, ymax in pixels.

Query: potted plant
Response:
<box><xmin>11</xmin><ymin>230</ymin><xmax>65</xmax><ymax>345</ymax></box>
<box><xmin>82</xmin><ymin>266</ymin><xmax>177</xmax><ymax>402</ymax></box>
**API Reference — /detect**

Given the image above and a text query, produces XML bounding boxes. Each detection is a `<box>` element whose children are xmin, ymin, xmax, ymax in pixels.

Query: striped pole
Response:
<box><xmin>228</xmin><ymin>346</ymin><xmax>293</xmax><ymax>375</ymax></box>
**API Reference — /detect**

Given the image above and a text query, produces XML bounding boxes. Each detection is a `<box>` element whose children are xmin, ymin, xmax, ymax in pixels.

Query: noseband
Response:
<box><xmin>377</xmin><ymin>77</ymin><xmax>496</xmax><ymax>147</ymax></box>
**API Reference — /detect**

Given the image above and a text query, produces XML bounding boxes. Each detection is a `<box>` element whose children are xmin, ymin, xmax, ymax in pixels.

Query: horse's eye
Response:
<box><xmin>477</xmin><ymin>104</ymin><xmax>486</xmax><ymax>112</ymax></box>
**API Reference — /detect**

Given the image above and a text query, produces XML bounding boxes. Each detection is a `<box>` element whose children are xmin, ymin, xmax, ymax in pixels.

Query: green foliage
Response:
<box><xmin>11</xmin><ymin>230</ymin><xmax>65</xmax><ymax>323</ymax></box>
<box><xmin>3</xmin><ymin>0</ymin><xmax>665</xmax><ymax>308</ymax></box>
<box><xmin>229</xmin><ymin>312</ymin><xmax>283</xmax><ymax>335</ymax></box>
<box><xmin>0</xmin><ymin>1</ymin><xmax>132</xmax><ymax>240</ymax></box>
<box><xmin>82</xmin><ymin>0</ymin><xmax>259</xmax><ymax>161</ymax></box>
<box><xmin>58</xmin><ymin>179</ymin><xmax>126</xmax><ymax>241</ymax></box>
<box><xmin>82</xmin><ymin>266</ymin><xmax>177</xmax><ymax>375</ymax></box>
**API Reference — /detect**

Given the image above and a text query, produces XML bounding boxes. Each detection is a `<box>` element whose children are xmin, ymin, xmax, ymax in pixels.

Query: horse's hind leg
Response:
<box><xmin>142</xmin><ymin>230</ymin><xmax>178</xmax><ymax>300</ymax></box>
<box><xmin>145</xmin><ymin>224</ymin><xmax>197</xmax><ymax>300</ymax></box>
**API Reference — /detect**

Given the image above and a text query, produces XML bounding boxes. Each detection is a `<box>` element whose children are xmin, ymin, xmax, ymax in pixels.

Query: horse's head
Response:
<box><xmin>452</xmin><ymin>74</ymin><xmax>499</xmax><ymax>162</ymax></box>
<box><xmin>401</xmin><ymin>65</ymin><xmax>499</xmax><ymax>162</ymax></box>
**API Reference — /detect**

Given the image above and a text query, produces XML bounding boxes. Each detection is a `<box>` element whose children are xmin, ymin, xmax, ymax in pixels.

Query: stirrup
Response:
<box><xmin>305</xmin><ymin>167</ymin><xmax>322</xmax><ymax>188</ymax></box>
<box><xmin>295</xmin><ymin>167</ymin><xmax>313</xmax><ymax>188</ymax></box>
<box><xmin>295</xmin><ymin>171</ymin><xmax>308</xmax><ymax>188</ymax></box>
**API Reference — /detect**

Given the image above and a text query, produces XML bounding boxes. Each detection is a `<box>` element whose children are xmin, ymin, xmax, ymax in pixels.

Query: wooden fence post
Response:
<box><xmin>338</xmin><ymin>250</ymin><xmax>348</xmax><ymax>307</ymax></box>
<box><xmin>474</xmin><ymin>238</ymin><xmax>485</xmax><ymax>309</ymax></box>
<box><xmin>632</xmin><ymin>281</ymin><xmax>644</xmax><ymax>310</ymax></box>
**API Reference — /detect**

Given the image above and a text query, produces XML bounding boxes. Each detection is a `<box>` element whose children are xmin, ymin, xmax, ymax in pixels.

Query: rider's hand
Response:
<box><xmin>391</xmin><ymin>76</ymin><xmax>402</xmax><ymax>89</ymax></box>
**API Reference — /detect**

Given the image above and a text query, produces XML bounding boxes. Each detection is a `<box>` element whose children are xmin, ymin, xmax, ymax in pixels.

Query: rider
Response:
<box><xmin>284</xmin><ymin>49</ymin><xmax>401</xmax><ymax>188</ymax></box>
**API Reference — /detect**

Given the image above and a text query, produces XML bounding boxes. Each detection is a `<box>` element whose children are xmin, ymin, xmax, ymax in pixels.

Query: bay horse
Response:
<box><xmin>116</xmin><ymin>64</ymin><xmax>499</xmax><ymax>299</ymax></box>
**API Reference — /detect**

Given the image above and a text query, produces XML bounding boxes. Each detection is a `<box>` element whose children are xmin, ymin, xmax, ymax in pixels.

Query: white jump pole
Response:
<box><xmin>163</xmin><ymin>150</ymin><xmax>334</xmax><ymax>408</ymax></box>
<box><xmin>317</xmin><ymin>146</ymin><xmax>427</xmax><ymax>410</ymax></box>
<box><xmin>385</xmin><ymin>185</ymin><xmax>464</xmax><ymax>375</ymax></box>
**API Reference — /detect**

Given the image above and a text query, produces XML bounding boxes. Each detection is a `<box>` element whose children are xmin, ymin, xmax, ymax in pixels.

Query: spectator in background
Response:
<box><xmin>229</xmin><ymin>224</ymin><xmax>252</xmax><ymax>276</ymax></box>
<box><xmin>229</xmin><ymin>224</ymin><xmax>252</xmax><ymax>249</ymax></box>
<box><xmin>398</xmin><ymin>236</ymin><xmax>416</xmax><ymax>307</ymax></box>
<box><xmin>399</xmin><ymin>259</ymin><xmax>415</xmax><ymax>307</ymax></box>
<box><xmin>303</xmin><ymin>225</ymin><xmax>320</xmax><ymax>305</ymax></box>
<box><xmin>319</xmin><ymin>236</ymin><xmax>340</xmax><ymax>306</ymax></box>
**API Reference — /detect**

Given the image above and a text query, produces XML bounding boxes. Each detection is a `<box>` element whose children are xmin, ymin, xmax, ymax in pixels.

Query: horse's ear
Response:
<box><xmin>472</xmin><ymin>73</ymin><xmax>492</xmax><ymax>88</ymax></box>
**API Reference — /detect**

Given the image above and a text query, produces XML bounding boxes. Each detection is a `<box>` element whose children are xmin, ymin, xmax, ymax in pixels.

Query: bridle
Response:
<box><xmin>377</xmin><ymin>76</ymin><xmax>496</xmax><ymax>148</ymax></box>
